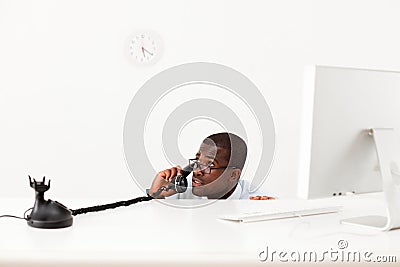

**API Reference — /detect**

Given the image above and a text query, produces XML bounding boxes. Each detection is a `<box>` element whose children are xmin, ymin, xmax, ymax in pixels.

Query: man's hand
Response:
<box><xmin>148</xmin><ymin>166</ymin><xmax>183</xmax><ymax>199</ymax></box>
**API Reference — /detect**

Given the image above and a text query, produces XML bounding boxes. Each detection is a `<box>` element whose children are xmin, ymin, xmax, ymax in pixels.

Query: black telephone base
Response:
<box><xmin>27</xmin><ymin>176</ymin><xmax>73</xmax><ymax>229</ymax></box>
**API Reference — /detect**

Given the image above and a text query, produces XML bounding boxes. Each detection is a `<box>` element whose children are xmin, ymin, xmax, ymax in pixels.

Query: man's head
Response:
<box><xmin>191</xmin><ymin>132</ymin><xmax>247</xmax><ymax>199</ymax></box>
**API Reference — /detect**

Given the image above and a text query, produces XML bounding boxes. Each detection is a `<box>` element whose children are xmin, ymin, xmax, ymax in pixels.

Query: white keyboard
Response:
<box><xmin>219</xmin><ymin>205</ymin><xmax>342</xmax><ymax>223</ymax></box>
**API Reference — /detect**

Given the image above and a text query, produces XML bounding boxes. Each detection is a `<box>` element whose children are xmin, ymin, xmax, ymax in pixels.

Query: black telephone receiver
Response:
<box><xmin>149</xmin><ymin>164</ymin><xmax>194</xmax><ymax>198</ymax></box>
<box><xmin>167</xmin><ymin>164</ymin><xmax>193</xmax><ymax>193</ymax></box>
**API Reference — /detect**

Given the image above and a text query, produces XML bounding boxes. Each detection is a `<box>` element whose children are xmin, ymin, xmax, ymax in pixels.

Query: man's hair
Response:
<box><xmin>202</xmin><ymin>132</ymin><xmax>247</xmax><ymax>170</ymax></box>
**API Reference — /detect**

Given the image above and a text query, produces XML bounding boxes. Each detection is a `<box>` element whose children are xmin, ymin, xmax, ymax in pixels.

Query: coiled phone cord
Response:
<box><xmin>69</xmin><ymin>184</ymin><xmax>175</xmax><ymax>215</ymax></box>
<box><xmin>70</xmin><ymin>195</ymin><xmax>153</xmax><ymax>216</ymax></box>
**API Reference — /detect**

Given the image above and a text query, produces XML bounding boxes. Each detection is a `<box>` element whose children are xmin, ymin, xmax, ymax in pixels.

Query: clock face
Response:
<box><xmin>128</xmin><ymin>32</ymin><xmax>161</xmax><ymax>65</ymax></box>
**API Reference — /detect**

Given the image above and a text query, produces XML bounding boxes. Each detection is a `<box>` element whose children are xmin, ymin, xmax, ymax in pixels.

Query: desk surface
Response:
<box><xmin>0</xmin><ymin>193</ymin><xmax>399</xmax><ymax>266</ymax></box>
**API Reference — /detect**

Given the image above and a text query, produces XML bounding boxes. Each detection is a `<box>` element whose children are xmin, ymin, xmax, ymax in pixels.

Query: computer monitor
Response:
<box><xmin>299</xmin><ymin>65</ymin><xmax>400</xmax><ymax>199</ymax></box>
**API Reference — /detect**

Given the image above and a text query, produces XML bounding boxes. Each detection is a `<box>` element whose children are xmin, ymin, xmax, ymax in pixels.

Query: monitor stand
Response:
<box><xmin>341</xmin><ymin>128</ymin><xmax>400</xmax><ymax>231</ymax></box>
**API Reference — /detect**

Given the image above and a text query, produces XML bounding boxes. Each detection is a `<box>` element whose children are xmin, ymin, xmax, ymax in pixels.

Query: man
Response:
<box><xmin>148</xmin><ymin>132</ymin><xmax>265</xmax><ymax>199</ymax></box>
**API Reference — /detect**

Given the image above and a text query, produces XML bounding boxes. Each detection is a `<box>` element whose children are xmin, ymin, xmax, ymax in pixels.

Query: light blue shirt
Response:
<box><xmin>167</xmin><ymin>177</ymin><xmax>265</xmax><ymax>199</ymax></box>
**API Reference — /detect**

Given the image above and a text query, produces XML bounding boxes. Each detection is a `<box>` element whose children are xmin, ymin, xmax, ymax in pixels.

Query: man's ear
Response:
<box><xmin>230</xmin><ymin>169</ymin><xmax>241</xmax><ymax>182</ymax></box>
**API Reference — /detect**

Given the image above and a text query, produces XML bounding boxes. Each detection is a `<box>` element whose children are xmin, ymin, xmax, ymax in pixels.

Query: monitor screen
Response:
<box><xmin>299</xmin><ymin>65</ymin><xmax>400</xmax><ymax>198</ymax></box>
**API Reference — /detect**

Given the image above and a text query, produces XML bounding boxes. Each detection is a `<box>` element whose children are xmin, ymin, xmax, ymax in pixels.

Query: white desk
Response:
<box><xmin>0</xmin><ymin>193</ymin><xmax>399</xmax><ymax>266</ymax></box>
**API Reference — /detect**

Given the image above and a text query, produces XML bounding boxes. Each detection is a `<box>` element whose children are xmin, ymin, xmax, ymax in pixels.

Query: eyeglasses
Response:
<box><xmin>189</xmin><ymin>158</ymin><xmax>237</xmax><ymax>174</ymax></box>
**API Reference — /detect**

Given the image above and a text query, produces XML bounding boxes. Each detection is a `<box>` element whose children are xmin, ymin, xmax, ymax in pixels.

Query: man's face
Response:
<box><xmin>191</xmin><ymin>142</ymin><xmax>237</xmax><ymax>198</ymax></box>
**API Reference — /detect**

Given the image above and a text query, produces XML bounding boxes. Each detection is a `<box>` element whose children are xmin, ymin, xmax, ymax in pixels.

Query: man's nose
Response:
<box><xmin>193</xmin><ymin>169</ymin><xmax>204</xmax><ymax>177</ymax></box>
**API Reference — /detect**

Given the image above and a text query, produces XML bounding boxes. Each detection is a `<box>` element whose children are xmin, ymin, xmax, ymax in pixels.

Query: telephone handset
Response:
<box><xmin>150</xmin><ymin>164</ymin><xmax>193</xmax><ymax>198</ymax></box>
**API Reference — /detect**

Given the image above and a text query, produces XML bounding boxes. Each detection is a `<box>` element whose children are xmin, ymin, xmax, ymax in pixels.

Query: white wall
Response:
<box><xmin>0</xmin><ymin>0</ymin><xmax>399</xmax><ymax>200</ymax></box>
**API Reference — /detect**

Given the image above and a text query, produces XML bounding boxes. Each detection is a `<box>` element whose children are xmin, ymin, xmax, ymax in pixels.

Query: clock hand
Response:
<box><xmin>142</xmin><ymin>47</ymin><xmax>154</xmax><ymax>56</ymax></box>
<box><xmin>141</xmin><ymin>47</ymin><xmax>146</xmax><ymax>57</ymax></box>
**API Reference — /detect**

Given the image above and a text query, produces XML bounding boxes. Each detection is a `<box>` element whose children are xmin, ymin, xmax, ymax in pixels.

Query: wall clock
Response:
<box><xmin>127</xmin><ymin>31</ymin><xmax>163</xmax><ymax>65</ymax></box>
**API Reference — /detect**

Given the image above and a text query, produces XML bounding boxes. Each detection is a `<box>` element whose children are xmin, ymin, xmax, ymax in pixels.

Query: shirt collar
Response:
<box><xmin>226</xmin><ymin>180</ymin><xmax>242</xmax><ymax>199</ymax></box>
